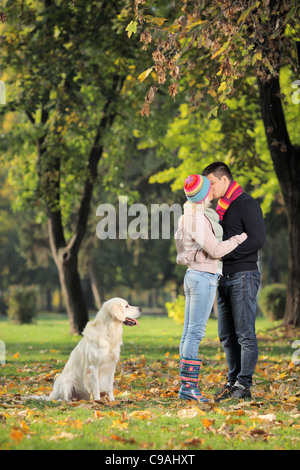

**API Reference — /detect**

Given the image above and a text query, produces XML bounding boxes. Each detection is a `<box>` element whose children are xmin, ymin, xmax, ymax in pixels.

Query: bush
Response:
<box><xmin>165</xmin><ymin>295</ymin><xmax>185</xmax><ymax>325</ymax></box>
<box><xmin>258</xmin><ymin>283</ymin><xmax>287</xmax><ymax>321</ymax></box>
<box><xmin>7</xmin><ymin>285</ymin><xmax>38</xmax><ymax>324</ymax></box>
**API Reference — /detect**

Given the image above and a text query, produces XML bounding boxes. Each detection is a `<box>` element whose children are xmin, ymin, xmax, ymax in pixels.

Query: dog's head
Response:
<box><xmin>102</xmin><ymin>298</ymin><xmax>142</xmax><ymax>327</ymax></box>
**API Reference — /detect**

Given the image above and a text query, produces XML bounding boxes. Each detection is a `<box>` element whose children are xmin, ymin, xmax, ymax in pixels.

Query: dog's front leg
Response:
<box><xmin>99</xmin><ymin>364</ymin><xmax>116</xmax><ymax>401</ymax></box>
<box><xmin>85</xmin><ymin>365</ymin><xmax>100</xmax><ymax>400</ymax></box>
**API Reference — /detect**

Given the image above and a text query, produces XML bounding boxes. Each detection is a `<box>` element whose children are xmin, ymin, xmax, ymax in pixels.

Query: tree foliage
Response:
<box><xmin>132</xmin><ymin>0</ymin><xmax>299</xmax><ymax>116</ymax></box>
<box><xmin>130</xmin><ymin>0</ymin><xmax>300</xmax><ymax>327</ymax></box>
<box><xmin>0</xmin><ymin>0</ymin><xmax>151</xmax><ymax>333</ymax></box>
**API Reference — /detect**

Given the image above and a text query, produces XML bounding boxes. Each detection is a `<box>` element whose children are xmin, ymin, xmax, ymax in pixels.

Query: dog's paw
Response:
<box><xmin>93</xmin><ymin>391</ymin><xmax>110</xmax><ymax>405</ymax></box>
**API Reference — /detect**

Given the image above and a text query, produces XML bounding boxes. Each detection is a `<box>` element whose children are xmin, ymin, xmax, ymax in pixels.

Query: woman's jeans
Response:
<box><xmin>180</xmin><ymin>269</ymin><xmax>219</xmax><ymax>359</ymax></box>
<box><xmin>217</xmin><ymin>270</ymin><xmax>260</xmax><ymax>389</ymax></box>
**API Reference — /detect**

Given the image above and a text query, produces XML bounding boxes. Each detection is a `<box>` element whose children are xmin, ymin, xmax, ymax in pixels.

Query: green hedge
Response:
<box><xmin>7</xmin><ymin>285</ymin><xmax>38</xmax><ymax>324</ymax></box>
<box><xmin>258</xmin><ymin>283</ymin><xmax>287</xmax><ymax>321</ymax></box>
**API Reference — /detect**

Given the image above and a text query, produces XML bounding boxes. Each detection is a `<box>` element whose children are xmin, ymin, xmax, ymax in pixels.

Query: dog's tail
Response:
<box><xmin>23</xmin><ymin>394</ymin><xmax>53</xmax><ymax>401</ymax></box>
<box><xmin>59</xmin><ymin>379</ymin><xmax>83</xmax><ymax>401</ymax></box>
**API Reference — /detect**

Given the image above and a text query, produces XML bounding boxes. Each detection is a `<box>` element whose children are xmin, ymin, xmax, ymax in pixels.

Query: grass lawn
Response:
<box><xmin>0</xmin><ymin>313</ymin><xmax>299</xmax><ymax>451</ymax></box>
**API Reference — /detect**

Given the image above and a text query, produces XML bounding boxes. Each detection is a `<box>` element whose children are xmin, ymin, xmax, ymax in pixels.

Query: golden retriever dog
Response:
<box><xmin>49</xmin><ymin>298</ymin><xmax>141</xmax><ymax>402</ymax></box>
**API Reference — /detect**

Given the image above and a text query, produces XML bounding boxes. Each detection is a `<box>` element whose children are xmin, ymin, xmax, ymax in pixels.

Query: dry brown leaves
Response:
<box><xmin>0</xmin><ymin>331</ymin><xmax>299</xmax><ymax>449</ymax></box>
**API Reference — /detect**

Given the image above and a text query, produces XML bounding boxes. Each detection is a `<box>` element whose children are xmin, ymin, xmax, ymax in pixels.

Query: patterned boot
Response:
<box><xmin>179</xmin><ymin>357</ymin><xmax>208</xmax><ymax>403</ymax></box>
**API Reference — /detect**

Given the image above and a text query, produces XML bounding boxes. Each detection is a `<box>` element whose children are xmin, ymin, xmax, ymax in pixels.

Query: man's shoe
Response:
<box><xmin>214</xmin><ymin>382</ymin><xmax>234</xmax><ymax>402</ymax></box>
<box><xmin>231</xmin><ymin>382</ymin><xmax>251</xmax><ymax>399</ymax></box>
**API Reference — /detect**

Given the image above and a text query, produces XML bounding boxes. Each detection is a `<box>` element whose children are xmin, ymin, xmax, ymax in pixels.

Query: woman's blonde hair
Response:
<box><xmin>184</xmin><ymin>194</ymin><xmax>211</xmax><ymax>213</ymax></box>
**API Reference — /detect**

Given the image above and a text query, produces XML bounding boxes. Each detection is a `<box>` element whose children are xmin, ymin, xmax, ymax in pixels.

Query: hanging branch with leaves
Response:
<box><xmin>128</xmin><ymin>0</ymin><xmax>299</xmax><ymax>118</ymax></box>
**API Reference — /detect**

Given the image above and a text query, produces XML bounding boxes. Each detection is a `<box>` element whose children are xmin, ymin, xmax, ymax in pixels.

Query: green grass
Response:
<box><xmin>0</xmin><ymin>314</ymin><xmax>299</xmax><ymax>450</ymax></box>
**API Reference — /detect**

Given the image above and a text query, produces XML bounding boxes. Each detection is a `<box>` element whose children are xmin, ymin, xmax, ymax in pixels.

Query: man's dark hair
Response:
<box><xmin>202</xmin><ymin>162</ymin><xmax>233</xmax><ymax>181</ymax></box>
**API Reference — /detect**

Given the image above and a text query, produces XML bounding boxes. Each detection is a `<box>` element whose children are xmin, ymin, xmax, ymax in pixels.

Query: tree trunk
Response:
<box><xmin>57</xmin><ymin>252</ymin><xmax>89</xmax><ymax>335</ymax></box>
<box><xmin>47</xmin><ymin>215</ymin><xmax>89</xmax><ymax>334</ymax></box>
<box><xmin>88</xmin><ymin>258</ymin><xmax>104</xmax><ymax>310</ymax></box>
<box><xmin>285</xmin><ymin>173</ymin><xmax>300</xmax><ymax>326</ymax></box>
<box><xmin>35</xmin><ymin>73</ymin><xmax>122</xmax><ymax>334</ymax></box>
<box><xmin>258</xmin><ymin>74</ymin><xmax>300</xmax><ymax>326</ymax></box>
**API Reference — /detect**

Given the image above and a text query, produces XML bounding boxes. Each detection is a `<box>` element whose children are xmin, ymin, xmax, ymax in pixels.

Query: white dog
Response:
<box><xmin>49</xmin><ymin>298</ymin><xmax>141</xmax><ymax>402</ymax></box>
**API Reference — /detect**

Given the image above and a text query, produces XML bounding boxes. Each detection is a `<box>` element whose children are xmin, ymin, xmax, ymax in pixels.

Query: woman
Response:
<box><xmin>175</xmin><ymin>174</ymin><xmax>247</xmax><ymax>402</ymax></box>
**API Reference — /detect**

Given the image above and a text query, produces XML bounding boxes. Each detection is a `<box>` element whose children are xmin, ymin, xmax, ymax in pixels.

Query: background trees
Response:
<box><xmin>0</xmin><ymin>0</ymin><xmax>179</xmax><ymax>333</ymax></box>
<box><xmin>132</xmin><ymin>0</ymin><xmax>300</xmax><ymax>326</ymax></box>
<box><xmin>0</xmin><ymin>1</ymin><xmax>296</xmax><ymax>332</ymax></box>
<box><xmin>0</xmin><ymin>0</ymin><xmax>150</xmax><ymax>333</ymax></box>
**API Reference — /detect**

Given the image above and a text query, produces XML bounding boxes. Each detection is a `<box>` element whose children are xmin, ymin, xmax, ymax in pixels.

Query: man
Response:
<box><xmin>202</xmin><ymin>162</ymin><xmax>266</xmax><ymax>400</ymax></box>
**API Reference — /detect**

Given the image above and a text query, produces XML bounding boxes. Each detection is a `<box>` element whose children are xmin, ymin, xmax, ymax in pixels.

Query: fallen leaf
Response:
<box><xmin>177</xmin><ymin>407</ymin><xmax>206</xmax><ymax>419</ymax></box>
<box><xmin>225</xmin><ymin>416</ymin><xmax>245</xmax><ymax>425</ymax></box>
<box><xmin>249</xmin><ymin>428</ymin><xmax>270</xmax><ymax>440</ymax></box>
<box><xmin>9</xmin><ymin>428</ymin><xmax>23</xmax><ymax>443</ymax></box>
<box><xmin>182</xmin><ymin>437</ymin><xmax>204</xmax><ymax>448</ymax></box>
<box><xmin>111</xmin><ymin>418</ymin><xmax>129</xmax><ymax>430</ymax></box>
<box><xmin>109</xmin><ymin>434</ymin><xmax>136</xmax><ymax>444</ymax></box>
<box><xmin>50</xmin><ymin>432</ymin><xmax>77</xmax><ymax>441</ymax></box>
<box><xmin>258</xmin><ymin>414</ymin><xmax>277</xmax><ymax>423</ymax></box>
<box><xmin>201</xmin><ymin>418</ymin><xmax>215</xmax><ymax>429</ymax></box>
<box><xmin>129</xmin><ymin>410</ymin><xmax>155</xmax><ymax>420</ymax></box>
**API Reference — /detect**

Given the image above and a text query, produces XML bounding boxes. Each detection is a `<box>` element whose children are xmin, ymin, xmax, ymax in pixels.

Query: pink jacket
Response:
<box><xmin>175</xmin><ymin>205</ymin><xmax>247</xmax><ymax>274</ymax></box>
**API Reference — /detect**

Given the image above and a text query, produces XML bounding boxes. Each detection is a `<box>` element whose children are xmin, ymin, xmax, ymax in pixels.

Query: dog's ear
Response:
<box><xmin>109</xmin><ymin>303</ymin><xmax>125</xmax><ymax>322</ymax></box>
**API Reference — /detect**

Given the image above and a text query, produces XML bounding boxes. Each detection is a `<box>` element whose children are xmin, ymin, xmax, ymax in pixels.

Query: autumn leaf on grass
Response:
<box><xmin>201</xmin><ymin>418</ymin><xmax>215</xmax><ymax>429</ymax></box>
<box><xmin>56</xmin><ymin>417</ymin><xmax>83</xmax><ymax>429</ymax></box>
<box><xmin>225</xmin><ymin>416</ymin><xmax>246</xmax><ymax>426</ymax></box>
<box><xmin>177</xmin><ymin>407</ymin><xmax>206</xmax><ymax>419</ymax></box>
<box><xmin>12</xmin><ymin>352</ymin><xmax>19</xmax><ymax>359</ymax></box>
<box><xmin>19</xmin><ymin>420</ymin><xmax>31</xmax><ymax>433</ymax></box>
<box><xmin>9</xmin><ymin>420</ymin><xmax>34</xmax><ymax>443</ymax></box>
<box><xmin>249</xmin><ymin>428</ymin><xmax>271</xmax><ymax>441</ymax></box>
<box><xmin>111</xmin><ymin>418</ymin><xmax>129</xmax><ymax>431</ymax></box>
<box><xmin>257</xmin><ymin>414</ymin><xmax>277</xmax><ymax>423</ymax></box>
<box><xmin>182</xmin><ymin>437</ymin><xmax>204</xmax><ymax>448</ymax></box>
<box><xmin>109</xmin><ymin>434</ymin><xmax>136</xmax><ymax>445</ymax></box>
<box><xmin>129</xmin><ymin>410</ymin><xmax>156</xmax><ymax>421</ymax></box>
<box><xmin>50</xmin><ymin>432</ymin><xmax>77</xmax><ymax>441</ymax></box>
<box><xmin>9</xmin><ymin>429</ymin><xmax>23</xmax><ymax>444</ymax></box>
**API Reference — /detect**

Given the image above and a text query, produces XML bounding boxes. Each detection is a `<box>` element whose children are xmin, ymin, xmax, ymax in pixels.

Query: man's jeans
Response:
<box><xmin>217</xmin><ymin>270</ymin><xmax>260</xmax><ymax>388</ymax></box>
<box><xmin>180</xmin><ymin>269</ymin><xmax>219</xmax><ymax>359</ymax></box>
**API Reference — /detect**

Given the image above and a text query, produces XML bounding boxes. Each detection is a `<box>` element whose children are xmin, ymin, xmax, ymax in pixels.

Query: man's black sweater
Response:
<box><xmin>221</xmin><ymin>192</ymin><xmax>266</xmax><ymax>275</ymax></box>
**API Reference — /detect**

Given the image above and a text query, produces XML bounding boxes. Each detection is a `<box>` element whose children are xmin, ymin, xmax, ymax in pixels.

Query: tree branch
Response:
<box><xmin>69</xmin><ymin>74</ymin><xmax>125</xmax><ymax>255</ymax></box>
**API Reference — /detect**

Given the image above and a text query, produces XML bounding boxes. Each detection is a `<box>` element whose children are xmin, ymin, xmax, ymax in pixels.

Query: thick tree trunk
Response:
<box><xmin>47</xmin><ymin>215</ymin><xmax>89</xmax><ymax>334</ymax></box>
<box><xmin>57</xmin><ymin>252</ymin><xmax>89</xmax><ymax>335</ymax></box>
<box><xmin>258</xmin><ymin>74</ymin><xmax>300</xmax><ymax>326</ymax></box>
<box><xmin>285</xmin><ymin>176</ymin><xmax>300</xmax><ymax>326</ymax></box>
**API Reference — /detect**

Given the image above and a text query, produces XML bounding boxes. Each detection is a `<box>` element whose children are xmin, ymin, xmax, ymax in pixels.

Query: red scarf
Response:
<box><xmin>216</xmin><ymin>181</ymin><xmax>243</xmax><ymax>220</ymax></box>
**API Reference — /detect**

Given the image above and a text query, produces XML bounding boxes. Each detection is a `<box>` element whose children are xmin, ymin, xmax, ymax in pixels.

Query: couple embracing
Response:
<box><xmin>175</xmin><ymin>162</ymin><xmax>266</xmax><ymax>403</ymax></box>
